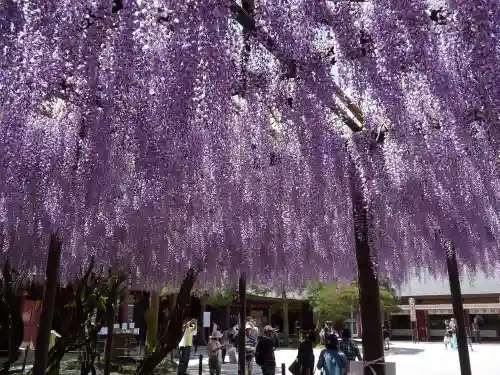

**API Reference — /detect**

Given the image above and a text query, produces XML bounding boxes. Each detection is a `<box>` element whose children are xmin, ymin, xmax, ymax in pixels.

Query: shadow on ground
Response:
<box><xmin>386</xmin><ymin>346</ymin><xmax>425</xmax><ymax>356</ymax></box>
<box><xmin>183</xmin><ymin>363</ymin><xmax>287</xmax><ymax>375</ymax></box>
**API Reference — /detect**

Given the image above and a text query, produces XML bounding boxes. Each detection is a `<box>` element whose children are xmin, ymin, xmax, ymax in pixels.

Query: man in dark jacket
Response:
<box><xmin>255</xmin><ymin>325</ymin><xmax>276</xmax><ymax>375</ymax></box>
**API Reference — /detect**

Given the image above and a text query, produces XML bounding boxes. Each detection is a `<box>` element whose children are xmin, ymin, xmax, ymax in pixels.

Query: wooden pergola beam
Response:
<box><xmin>230</xmin><ymin>1</ymin><xmax>364</xmax><ymax>132</ymax></box>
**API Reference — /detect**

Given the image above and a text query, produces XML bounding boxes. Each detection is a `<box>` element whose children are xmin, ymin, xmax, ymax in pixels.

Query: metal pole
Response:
<box><xmin>350</xmin><ymin>299</ymin><xmax>354</xmax><ymax>336</ymax></box>
<box><xmin>446</xmin><ymin>249</ymin><xmax>472</xmax><ymax>375</ymax></box>
<box><xmin>198</xmin><ymin>354</ymin><xmax>203</xmax><ymax>375</ymax></box>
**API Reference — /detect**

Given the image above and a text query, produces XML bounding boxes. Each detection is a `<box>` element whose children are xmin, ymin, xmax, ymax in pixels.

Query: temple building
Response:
<box><xmin>391</xmin><ymin>269</ymin><xmax>500</xmax><ymax>341</ymax></box>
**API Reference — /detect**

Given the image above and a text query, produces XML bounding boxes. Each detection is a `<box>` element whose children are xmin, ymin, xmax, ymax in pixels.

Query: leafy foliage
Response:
<box><xmin>201</xmin><ymin>288</ymin><xmax>236</xmax><ymax>307</ymax></box>
<box><xmin>308</xmin><ymin>280</ymin><xmax>400</xmax><ymax>327</ymax></box>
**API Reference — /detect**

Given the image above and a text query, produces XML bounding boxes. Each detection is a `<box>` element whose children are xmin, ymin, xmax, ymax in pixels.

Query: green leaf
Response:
<box><xmin>308</xmin><ymin>279</ymin><xmax>399</xmax><ymax>326</ymax></box>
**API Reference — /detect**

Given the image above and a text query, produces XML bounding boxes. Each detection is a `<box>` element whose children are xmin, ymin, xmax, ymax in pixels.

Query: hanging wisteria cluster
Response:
<box><xmin>1</xmin><ymin>0</ymin><xmax>499</xmax><ymax>287</ymax></box>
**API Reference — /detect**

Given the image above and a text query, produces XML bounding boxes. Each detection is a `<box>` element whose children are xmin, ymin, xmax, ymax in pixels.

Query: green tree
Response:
<box><xmin>201</xmin><ymin>288</ymin><xmax>236</xmax><ymax>307</ymax></box>
<box><xmin>308</xmin><ymin>280</ymin><xmax>400</xmax><ymax>328</ymax></box>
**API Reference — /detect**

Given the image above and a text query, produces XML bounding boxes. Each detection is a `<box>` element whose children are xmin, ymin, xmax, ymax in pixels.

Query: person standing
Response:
<box><xmin>207</xmin><ymin>331</ymin><xmax>223</xmax><ymax>375</ymax></box>
<box><xmin>339</xmin><ymin>329</ymin><xmax>362</xmax><ymax>362</ymax></box>
<box><xmin>226</xmin><ymin>330</ymin><xmax>238</xmax><ymax>364</ymax></box>
<box><xmin>193</xmin><ymin>324</ymin><xmax>200</xmax><ymax>354</ymax></box>
<box><xmin>317</xmin><ymin>334</ymin><xmax>348</xmax><ymax>375</ymax></box>
<box><xmin>270</xmin><ymin>328</ymin><xmax>280</xmax><ymax>349</ymax></box>
<box><xmin>212</xmin><ymin>322</ymin><xmax>219</xmax><ymax>335</ymax></box>
<box><xmin>449</xmin><ymin>318</ymin><xmax>457</xmax><ymax>349</ymax></box>
<box><xmin>295</xmin><ymin>320</ymin><xmax>301</xmax><ymax>334</ymax></box>
<box><xmin>245</xmin><ymin>323</ymin><xmax>258</xmax><ymax>375</ymax></box>
<box><xmin>296</xmin><ymin>332</ymin><xmax>315</xmax><ymax>375</ymax></box>
<box><xmin>221</xmin><ymin>329</ymin><xmax>229</xmax><ymax>363</ymax></box>
<box><xmin>472</xmin><ymin>315</ymin><xmax>481</xmax><ymax>343</ymax></box>
<box><xmin>246</xmin><ymin>317</ymin><xmax>260</xmax><ymax>338</ymax></box>
<box><xmin>177</xmin><ymin>318</ymin><xmax>197</xmax><ymax>375</ymax></box>
<box><xmin>444</xmin><ymin>320</ymin><xmax>453</xmax><ymax>348</ymax></box>
<box><xmin>320</xmin><ymin>321</ymin><xmax>337</xmax><ymax>344</ymax></box>
<box><xmin>383</xmin><ymin>321</ymin><xmax>391</xmax><ymax>350</ymax></box>
<box><xmin>255</xmin><ymin>325</ymin><xmax>277</xmax><ymax>375</ymax></box>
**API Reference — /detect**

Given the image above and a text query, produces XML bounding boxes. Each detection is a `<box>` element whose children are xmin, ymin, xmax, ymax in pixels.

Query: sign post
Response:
<box><xmin>203</xmin><ymin>311</ymin><xmax>211</xmax><ymax>328</ymax></box>
<box><xmin>409</xmin><ymin>298</ymin><xmax>417</xmax><ymax>343</ymax></box>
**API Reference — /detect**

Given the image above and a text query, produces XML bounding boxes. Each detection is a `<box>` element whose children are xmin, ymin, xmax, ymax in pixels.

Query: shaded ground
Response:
<box><xmin>176</xmin><ymin>341</ymin><xmax>500</xmax><ymax>375</ymax></box>
<box><xmin>4</xmin><ymin>341</ymin><xmax>500</xmax><ymax>374</ymax></box>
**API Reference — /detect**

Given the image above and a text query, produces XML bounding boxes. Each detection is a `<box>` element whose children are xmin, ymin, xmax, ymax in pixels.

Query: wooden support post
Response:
<box><xmin>33</xmin><ymin>234</ymin><xmax>62</xmax><ymax>375</ymax></box>
<box><xmin>200</xmin><ymin>298</ymin><xmax>207</xmax><ymax>344</ymax></box>
<box><xmin>225</xmin><ymin>304</ymin><xmax>231</xmax><ymax>331</ymax></box>
<box><xmin>146</xmin><ymin>291</ymin><xmax>160</xmax><ymax>353</ymax></box>
<box><xmin>446</xmin><ymin>249</ymin><xmax>472</xmax><ymax>375</ymax></box>
<box><xmin>120</xmin><ymin>289</ymin><xmax>130</xmax><ymax>323</ymax></box>
<box><xmin>238</xmin><ymin>274</ymin><xmax>246</xmax><ymax>375</ymax></box>
<box><xmin>348</xmin><ymin>155</ymin><xmax>385</xmax><ymax>375</ymax></box>
<box><xmin>281</xmin><ymin>288</ymin><xmax>289</xmax><ymax>346</ymax></box>
<box><xmin>103</xmin><ymin>280</ymin><xmax>115</xmax><ymax>375</ymax></box>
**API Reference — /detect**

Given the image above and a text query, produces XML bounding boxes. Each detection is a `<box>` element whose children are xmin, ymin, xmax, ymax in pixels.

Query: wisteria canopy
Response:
<box><xmin>0</xmin><ymin>0</ymin><xmax>499</xmax><ymax>287</ymax></box>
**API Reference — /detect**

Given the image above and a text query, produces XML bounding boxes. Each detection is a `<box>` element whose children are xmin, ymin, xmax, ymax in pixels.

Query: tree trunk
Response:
<box><xmin>200</xmin><ymin>299</ymin><xmax>206</xmax><ymax>343</ymax></box>
<box><xmin>348</xmin><ymin>153</ymin><xmax>385</xmax><ymax>375</ymax></box>
<box><xmin>120</xmin><ymin>289</ymin><xmax>130</xmax><ymax>323</ymax></box>
<box><xmin>281</xmin><ymin>288</ymin><xmax>289</xmax><ymax>346</ymax></box>
<box><xmin>238</xmin><ymin>274</ymin><xmax>246</xmax><ymax>375</ymax></box>
<box><xmin>446</xmin><ymin>249</ymin><xmax>472</xmax><ymax>375</ymax></box>
<box><xmin>169</xmin><ymin>293</ymin><xmax>177</xmax><ymax>314</ymax></box>
<box><xmin>42</xmin><ymin>262</ymin><xmax>97</xmax><ymax>375</ymax></box>
<box><xmin>104</xmin><ymin>274</ymin><xmax>122</xmax><ymax>375</ymax></box>
<box><xmin>146</xmin><ymin>291</ymin><xmax>160</xmax><ymax>354</ymax></box>
<box><xmin>33</xmin><ymin>234</ymin><xmax>62</xmax><ymax>375</ymax></box>
<box><xmin>103</xmin><ymin>288</ymin><xmax>114</xmax><ymax>375</ymax></box>
<box><xmin>0</xmin><ymin>263</ymin><xmax>24</xmax><ymax>375</ymax></box>
<box><xmin>134</xmin><ymin>268</ymin><xmax>199</xmax><ymax>375</ymax></box>
<box><xmin>166</xmin><ymin>293</ymin><xmax>178</xmax><ymax>359</ymax></box>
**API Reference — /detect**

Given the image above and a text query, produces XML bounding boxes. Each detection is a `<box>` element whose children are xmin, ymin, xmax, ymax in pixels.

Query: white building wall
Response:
<box><xmin>396</xmin><ymin>268</ymin><xmax>500</xmax><ymax>297</ymax></box>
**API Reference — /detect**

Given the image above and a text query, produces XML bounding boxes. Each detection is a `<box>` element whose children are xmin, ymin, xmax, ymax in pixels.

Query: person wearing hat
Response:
<box><xmin>255</xmin><ymin>325</ymin><xmax>277</xmax><ymax>375</ymax></box>
<box><xmin>244</xmin><ymin>322</ymin><xmax>258</xmax><ymax>375</ymax></box>
<box><xmin>246</xmin><ymin>317</ymin><xmax>259</xmax><ymax>338</ymax></box>
<box><xmin>207</xmin><ymin>330</ymin><xmax>223</xmax><ymax>375</ymax></box>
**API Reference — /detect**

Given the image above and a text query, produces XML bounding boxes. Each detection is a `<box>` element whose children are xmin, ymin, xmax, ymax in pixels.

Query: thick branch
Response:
<box><xmin>230</xmin><ymin>1</ymin><xmax>364</xmax><ymax>132</ymax></box>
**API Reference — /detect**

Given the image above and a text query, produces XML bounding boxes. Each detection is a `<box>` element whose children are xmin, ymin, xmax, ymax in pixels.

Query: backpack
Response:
<box><xmin>320</xmin><ymin>349</ymin><xmax>346</xmax><ymax>375</ymax></box>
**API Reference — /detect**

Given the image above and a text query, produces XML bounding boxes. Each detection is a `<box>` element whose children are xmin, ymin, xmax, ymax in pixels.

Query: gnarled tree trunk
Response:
<box><xmin>103</xmin><ymin>273</ymin><xmax>124</xmax><ymax>375</ymax></box>
<box><xmin>281</xmin><ymin>288</ymin><xmax>289</xmax><ymax>346</ymax></box>
<box><xmin>33</xmin><ymin>234</ymin><xmax>62</xmax><ymax>375</ymax></box>
<box><xmin>0</xmin><ymin>262</ymin><xmax>24</xmax><ymax>375</ymax></box>
<box><xmin>134</xmin><ymin>267</ymin><xmax>199</xmax><ymax>375</ymax></box>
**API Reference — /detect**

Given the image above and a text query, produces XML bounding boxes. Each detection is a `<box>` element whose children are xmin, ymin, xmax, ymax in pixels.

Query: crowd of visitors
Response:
<box><xmin>176</xmin><ymin>317</ymin><xmax>368</xmax><ymax>375</ymax></box>
<box><xmin>176</xmin><ymin>316</ymin><xmax>279</xmax><ymax>375</ymax></box>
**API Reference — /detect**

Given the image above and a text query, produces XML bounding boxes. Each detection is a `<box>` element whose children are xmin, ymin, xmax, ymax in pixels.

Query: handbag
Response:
<box><xmin>288</xmin><ymin>359</ymin><xmax>301</xmax><ymax>375</ymax></box>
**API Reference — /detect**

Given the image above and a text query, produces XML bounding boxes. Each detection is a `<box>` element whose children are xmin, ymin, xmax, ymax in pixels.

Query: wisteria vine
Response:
<box><xmin>1</xmin><ymin>0</ymin><xmax>499</xmax><ymax>287</ymax></box>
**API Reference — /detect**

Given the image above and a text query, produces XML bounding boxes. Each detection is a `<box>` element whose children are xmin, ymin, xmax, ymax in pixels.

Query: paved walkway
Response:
<box><xmin>178</xmin><ymin>341</ymin><xmax>500</xmax><ymax>374</ymax></box>
<box><xmin>6</xmin><ymin>341</ymin><xmax>499</xmax><ymax>374</ymax></box>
